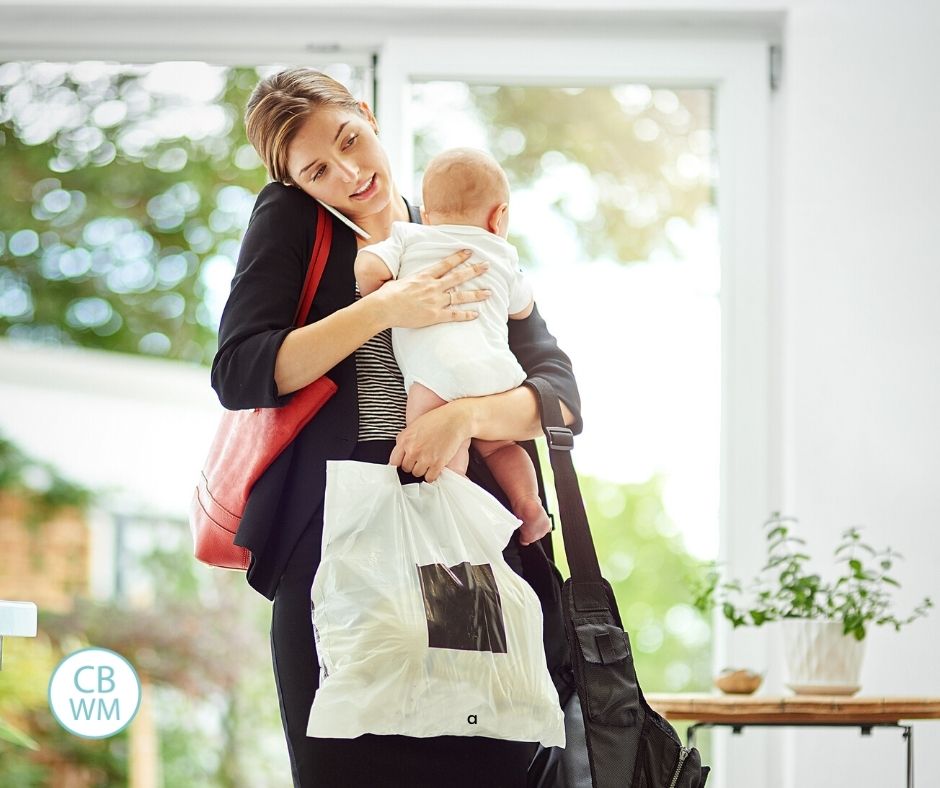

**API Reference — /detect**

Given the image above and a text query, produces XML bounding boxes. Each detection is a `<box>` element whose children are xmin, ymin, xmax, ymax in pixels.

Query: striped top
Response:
<box><xmin>354</xmin><ymin>284</ymin><xmax>408</xmax><ymax>441</ymax></box>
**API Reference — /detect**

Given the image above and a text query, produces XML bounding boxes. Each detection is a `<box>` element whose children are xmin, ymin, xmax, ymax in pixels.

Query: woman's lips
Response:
<box><xmin>350</xmin><ymin>174</ymin><xmax>377</xmax><ymax>200</ymax></box>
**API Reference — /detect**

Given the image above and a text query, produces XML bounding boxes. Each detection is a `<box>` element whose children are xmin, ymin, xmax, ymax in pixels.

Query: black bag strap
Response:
<box><xmin>523</xmin><ymin>378</ymin><xmax>602</xmax><ymax>583</ymax></box>
<box><xmin>525</xmin><ymin>379</ymin><xmax>712</xmax><ymax>788</ymax></box>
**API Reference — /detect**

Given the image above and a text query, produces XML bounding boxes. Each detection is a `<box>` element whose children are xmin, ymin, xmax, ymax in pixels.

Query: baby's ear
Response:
<box><xmin>488</xmin><ymin>202</ymin><xmax>509</xmax><ymax>235</ymax></box>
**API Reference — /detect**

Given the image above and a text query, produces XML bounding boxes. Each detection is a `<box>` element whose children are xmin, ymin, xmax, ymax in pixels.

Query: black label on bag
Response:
<box><xmin>416</xmin><ymin>562</ymin><xmax>507</xmax><ymax>653</ymax></box>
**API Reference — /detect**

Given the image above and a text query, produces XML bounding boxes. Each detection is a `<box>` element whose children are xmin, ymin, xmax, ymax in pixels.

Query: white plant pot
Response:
<box><xmin>781</xmin><ymin>619</ymin><xmax>866</xmax><ymax>695</ymax></box>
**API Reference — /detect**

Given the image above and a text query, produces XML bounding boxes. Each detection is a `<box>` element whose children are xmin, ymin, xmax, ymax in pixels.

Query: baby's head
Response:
<box><xmin>421</xmin><ymin>148</ymin><xmax>510</xmax><ymax>238</ymax></box>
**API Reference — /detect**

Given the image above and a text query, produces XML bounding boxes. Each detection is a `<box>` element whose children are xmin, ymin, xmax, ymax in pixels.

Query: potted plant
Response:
<box><xmin>691</xmin><ymin>513</ymin><xmax>933</xmax><ymax>695</ymax></box>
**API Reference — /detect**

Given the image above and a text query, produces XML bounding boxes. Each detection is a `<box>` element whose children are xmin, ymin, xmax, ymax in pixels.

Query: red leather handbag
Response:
<box><xmin>190</xmin><ymin>203</ymin><xmax>336</xmax><ymax>569</ymax></box>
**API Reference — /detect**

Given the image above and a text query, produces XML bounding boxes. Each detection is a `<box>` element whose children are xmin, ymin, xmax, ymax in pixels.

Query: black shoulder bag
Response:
<box><xmin>523</xmin><ymin>377</ymin><xmax>711</xmax><ymax>788</ymax></box>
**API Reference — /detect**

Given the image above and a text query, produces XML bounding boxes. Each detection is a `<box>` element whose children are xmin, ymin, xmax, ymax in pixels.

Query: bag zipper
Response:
<box><xmin>668</xmin><ymin>746</ymin><xmax>690</xmax><ymax>788</ymax></box>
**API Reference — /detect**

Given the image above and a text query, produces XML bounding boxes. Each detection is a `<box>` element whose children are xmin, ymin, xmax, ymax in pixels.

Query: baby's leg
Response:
<box><xmin>406</xmin><ymin>383</ymin><xmax>471</xmax><ymax>475</ymax></box>
<box><xmin>472</xmin><ymin>438</ymin><xmax>552</xmax><ymax>546</ymax></box>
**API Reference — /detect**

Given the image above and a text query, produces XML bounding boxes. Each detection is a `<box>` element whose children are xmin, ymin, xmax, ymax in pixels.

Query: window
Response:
<box><xmin>411</xmin><ymin>78</ymin><xmax>719</xmax><ymax>694</ymax></box>
<box><xmin>0</xmin><ymin>60</ymin><xmax>370</xmax><ymax>363</ymax></box>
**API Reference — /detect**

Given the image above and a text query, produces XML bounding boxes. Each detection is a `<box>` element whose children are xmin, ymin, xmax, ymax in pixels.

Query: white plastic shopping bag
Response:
<box><xmin>306</xmin><ymin>460</ymin><xmax>565</xmax><ymax>748</ymax></box>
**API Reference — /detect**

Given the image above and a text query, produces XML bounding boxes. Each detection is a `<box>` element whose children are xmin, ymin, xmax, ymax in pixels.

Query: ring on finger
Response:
<box><xmin>447</xmin><ymin>288</ymin><xmax>455</xmax><ymax>307</ymax></box>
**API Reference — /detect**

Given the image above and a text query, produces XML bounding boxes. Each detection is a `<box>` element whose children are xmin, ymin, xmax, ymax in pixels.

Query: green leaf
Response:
<box><xmin>0</xmin><ymin>717</ymin><xmax>40</xmax><ymax>750</ymax></box>
<box><xmin>749</xmin><ymin>610</ymin><xmax>769</xmax><ymax>626</ymax></box>
<box><xmin>722</xmin><ymin>511</ymin><xmax>935</xmax><ymax>638</ymax></box>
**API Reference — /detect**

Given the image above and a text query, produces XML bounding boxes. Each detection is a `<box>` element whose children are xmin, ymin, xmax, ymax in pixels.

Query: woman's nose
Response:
<box><xmin>335</xmin><ymin>160</ymin><xmax>358</xmax><ymax>183</ymax></box>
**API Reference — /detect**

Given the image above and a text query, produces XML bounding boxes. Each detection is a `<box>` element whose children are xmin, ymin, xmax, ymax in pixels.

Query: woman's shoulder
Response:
<box><xmin>251</xmin><ymin>181</ymin><xmax>318</xmax><ymax>222</ymax></box>
<box><xmin>250</xmin><ymin>183</ymin><xmax>359</xmax><ymax>247</ymax></box>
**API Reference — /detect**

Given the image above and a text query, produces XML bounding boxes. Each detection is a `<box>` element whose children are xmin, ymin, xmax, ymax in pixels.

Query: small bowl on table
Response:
<box><xmin>714</xmin><ymin>668</ymin><xmax>763</xmax><ymax>695</ymax></box>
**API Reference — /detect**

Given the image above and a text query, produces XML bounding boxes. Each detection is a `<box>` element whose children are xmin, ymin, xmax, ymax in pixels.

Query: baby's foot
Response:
<box><xmin>514</xmin><ymin>496</ymin><xmax>552</xmax><ymax>546</ymax></box>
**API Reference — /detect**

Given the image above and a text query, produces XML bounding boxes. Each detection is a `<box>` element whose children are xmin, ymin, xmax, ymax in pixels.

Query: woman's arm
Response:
<box><xmin>458</xmin><ymin>384</ymin><xmax>574</xmax><ymax>442</ymax></box>
<box><xmin>389</xmin><ymin>385</ymin><xmax>572</xmax><ymax>481</ymax></box>
<box><xmin>274</xmin><ymin>256</ymin><xmax>491</xmax><ymax>395</ymax></box>
<box><xmin>504</xmin><ymin>301</ymin><xmax>582</xmax><ymax>434</ymax></box>
<box><xmin>210</xmin><ymin>183</ymin><xmax>313</xmax><ymax>410</ymax></box>
<box><xmin>211</xmin><ymin>184</ymin><xmax>491</xmax><ymax>409</ymax></box>
<box><xmin>272</xmin><ymin>296</ymin><xmax>388</xmax><ymax>395</ymax></box>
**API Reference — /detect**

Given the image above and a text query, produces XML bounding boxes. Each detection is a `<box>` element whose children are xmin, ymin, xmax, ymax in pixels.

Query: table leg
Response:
<box><xmin>902</xmin><ymin>725</ymin><xmax>913</xmax><ymax>788</ymax></box>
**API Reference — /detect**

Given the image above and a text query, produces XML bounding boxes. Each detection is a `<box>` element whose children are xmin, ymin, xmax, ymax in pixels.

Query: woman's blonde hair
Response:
<box><xmin>245</xmin><ymin>68</ymin><xmax>363</xmax><ymax>185</ymax></box>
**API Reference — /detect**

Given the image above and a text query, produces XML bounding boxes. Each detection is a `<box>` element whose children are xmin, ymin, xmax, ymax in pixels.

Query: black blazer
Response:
<box><xmin>211</xmin><ymin>182</ymin><xmax>583</xmax><ymax>600</ymax></box>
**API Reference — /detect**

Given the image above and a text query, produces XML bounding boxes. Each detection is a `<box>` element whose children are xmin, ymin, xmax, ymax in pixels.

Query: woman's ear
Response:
<box><xmin>358</xmin><ymin>100</ymin><xmax>379</xmax><ymax>134</ymax></box>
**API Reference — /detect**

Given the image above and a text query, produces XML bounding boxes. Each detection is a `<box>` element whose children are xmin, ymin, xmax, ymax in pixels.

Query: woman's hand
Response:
<box><xmin>389</xmin><ymin>400</ymin><xmax>474</xmax><ymax>482</ymax></box>
<box><xmin>368</xmin><ymin>249</ymin><xmax>491</xmax><ymax>330</ymax></box>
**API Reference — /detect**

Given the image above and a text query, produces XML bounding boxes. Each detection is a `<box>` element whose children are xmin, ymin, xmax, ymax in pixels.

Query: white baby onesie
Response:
<box><xmin>360</xmin><ymin>222</ymin><xmax>533</xmax><ymax>402</ymax></box>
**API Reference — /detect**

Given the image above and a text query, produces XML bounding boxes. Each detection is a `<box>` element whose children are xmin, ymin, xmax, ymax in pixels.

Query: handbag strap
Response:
<box><xmin>292</xmin><ymin>203</ymin><xmax>333</xmax><ymax>327</ymax></box>
<box><xmin>523</xmin><ymin>377</ymin><xmax>602</xmax><ymax>583</ymax></box>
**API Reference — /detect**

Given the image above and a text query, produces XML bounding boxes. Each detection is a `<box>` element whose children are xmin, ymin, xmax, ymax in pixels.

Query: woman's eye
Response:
<box><xmin>310</xmin><ymin>135</ymin><xmax>356</xmax><ymax>181</ymax></box>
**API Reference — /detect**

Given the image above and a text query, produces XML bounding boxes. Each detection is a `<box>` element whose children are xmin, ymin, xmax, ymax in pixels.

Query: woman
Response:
<box><xmin>211</xmin><ymin>68</ymin><xmax>582</xmax><ymax>788</ymax></box>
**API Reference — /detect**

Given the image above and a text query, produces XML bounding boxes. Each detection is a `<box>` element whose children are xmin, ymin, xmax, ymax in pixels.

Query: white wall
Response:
<box><xmin>1</xmin><ymin>2</ymin><xmax>938</xmax><ymax>786</ymax></box>
<box><xmin>775</xmin><ymin>2</ymin><xmax>940</xmax><ymax>786</ymax></box>
<box><xmin>685</xmin><ymin>1</ymin><xmax>940</xmax><ymax>785</ymax></box>
<box><xmin>0</xmin><ymin>340</ymin><xmax>222</xmax><ymax>518</ymax></box>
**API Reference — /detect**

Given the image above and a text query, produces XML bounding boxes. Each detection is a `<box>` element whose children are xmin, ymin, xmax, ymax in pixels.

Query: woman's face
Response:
<box><xmin>285</xmin><ymin>102</ymin><xmax>394</xmax><ymax>222</ymax></box>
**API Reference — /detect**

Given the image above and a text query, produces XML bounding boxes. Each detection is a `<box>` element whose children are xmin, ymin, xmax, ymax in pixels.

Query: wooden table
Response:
<box><xmin>645</xmin><ymin>694</ymin><xmax>940</xmax><ymax>788</ymax></box>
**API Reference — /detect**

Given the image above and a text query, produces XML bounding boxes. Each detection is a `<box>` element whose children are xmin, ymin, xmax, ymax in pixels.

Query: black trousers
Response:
<box><xmin>270</xmin><ymin>440</ymin><xmax>539</xmax><ymax>788</ymax></box>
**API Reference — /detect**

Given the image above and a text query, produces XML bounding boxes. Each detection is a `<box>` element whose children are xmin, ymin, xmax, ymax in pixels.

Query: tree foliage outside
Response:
<box><xmin>0</xmin><ymin>432</ymin><xmax>94</xmax><ymax>531</ymax></box>
<box><xmin>0</xmin><ymin>62</ymin><xmax>271</xmax><ymax>363</ymax></box>
<box><xmin>0</xmin><ymin>563</ymin><xmax>290</xmax><ymax>788</ymax></box>
<box><xmin>0</xmin><ymin>435</ymin><xmax>291</xmax><ymax>787</ymax></box>
<box><xmin>1</xmin><ymin>66</ymin><xmax>714</xmax><ymax>361</ymax></box>
<box><xmin>546</xmin><ymin>468</ymin><xmax>712</xmax><ymax>693</ymax></box>
<box><xmin>413</xmin><ymin>82</ymin><xmax>715</xmax><ymax>267</ymax></box>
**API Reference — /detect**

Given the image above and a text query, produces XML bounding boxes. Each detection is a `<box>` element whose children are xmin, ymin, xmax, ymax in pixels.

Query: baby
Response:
<box><xmin>355</xmin><ymin>147</ymin><xmax>551</xmax><ymax>546</ymax></box>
